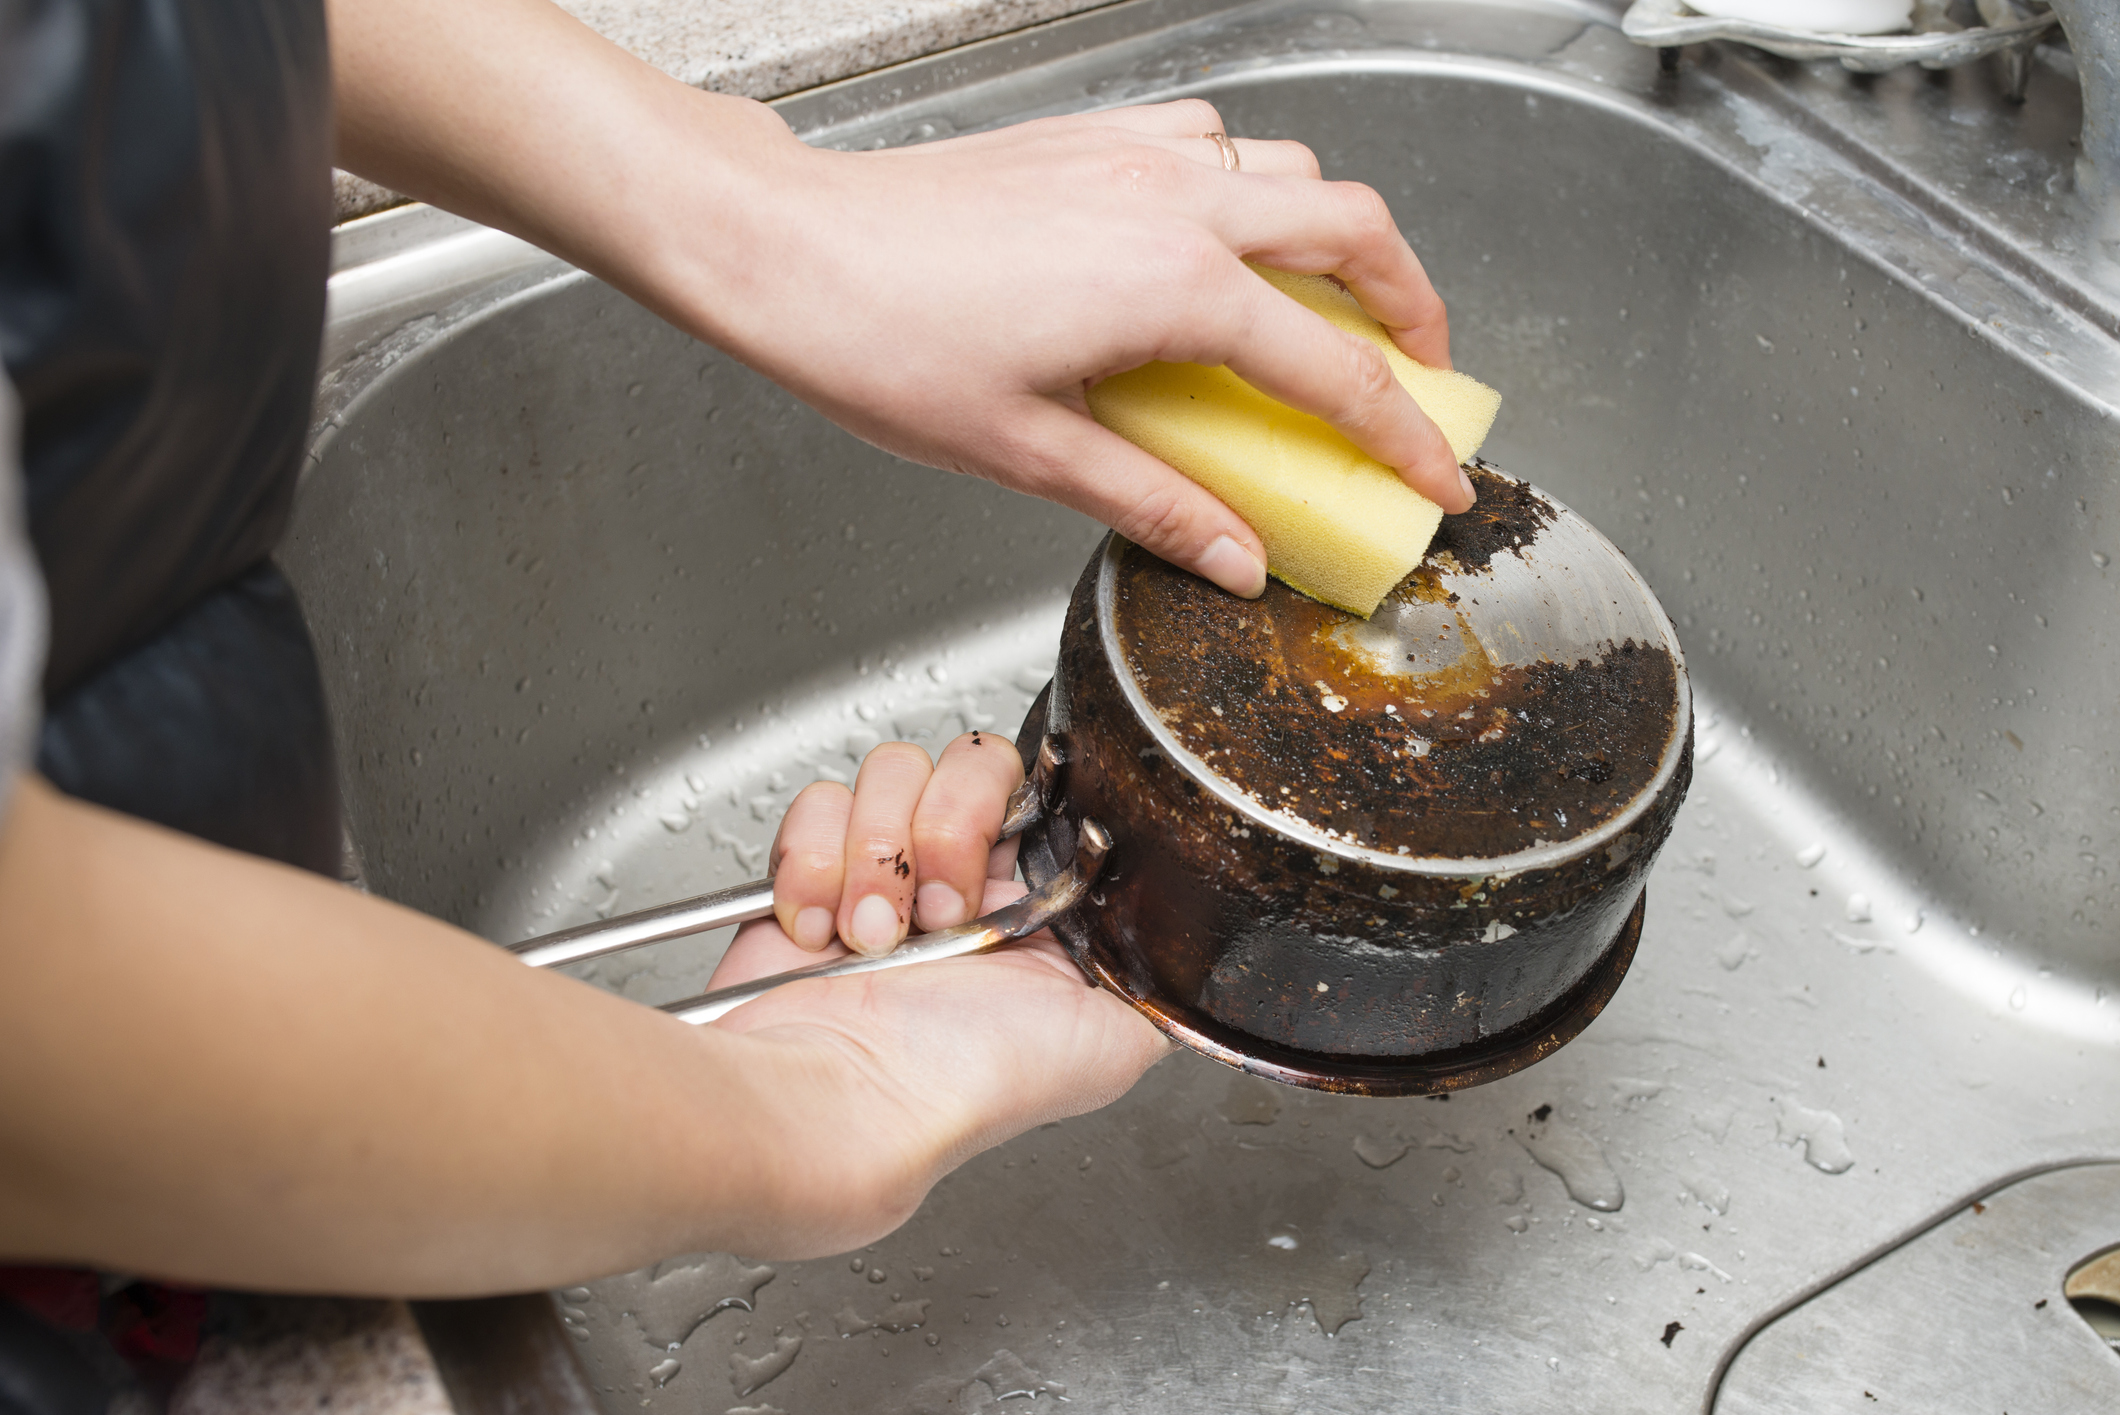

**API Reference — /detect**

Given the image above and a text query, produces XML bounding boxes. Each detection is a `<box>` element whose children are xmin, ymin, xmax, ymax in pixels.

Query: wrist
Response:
<box><xmin>672</xmin><ymin>1015</ymin><xmax>942</xmax><ymax>1259</ymax></box>
<box><xmin>595</xmin><ymin>86</ymin><xmax>821</xmax><ymax>357</ymax></box>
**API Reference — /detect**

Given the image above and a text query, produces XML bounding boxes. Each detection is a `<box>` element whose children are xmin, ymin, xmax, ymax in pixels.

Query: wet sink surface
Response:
<box><xmin>289</xmin><ymin>1</ymin><xmax>2119</xmax><ymax>1410</ymax></box>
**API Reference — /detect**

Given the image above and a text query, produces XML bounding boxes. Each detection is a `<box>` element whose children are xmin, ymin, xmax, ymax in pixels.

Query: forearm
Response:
<box><xmin>0</xmin><ymin>778</ymin><xmax>899</xmax><ymax>1293</ymax></box>
<box><xmin>328</xmin><ymin>0</ymin><xmax>1474</xmax><ymax>619</ymax></box>
<box><xmin>327</xmin><ymin>0</ymin><xmax>779</xmax><ymax>345</ymax></box>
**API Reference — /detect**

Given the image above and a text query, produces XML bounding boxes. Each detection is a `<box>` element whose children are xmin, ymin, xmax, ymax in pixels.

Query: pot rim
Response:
<box><xmin>1095</xmin><ymin>486</ymin><xmax>1693</xmax><ymax>880</ymax></box>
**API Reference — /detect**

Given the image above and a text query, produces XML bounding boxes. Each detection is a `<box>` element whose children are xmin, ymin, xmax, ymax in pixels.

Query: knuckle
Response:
<box><xmin>788</xmin><ymin>779</ymin><xmax>845</xmax><ymax>813</ymax></box>
<box><xmin>1258</xmin><ymin>137</ymin><xmax>1322</xmax><ymax>178</ymax></box>
<box><xmin>782</xmin><ymin>846</ymin><xmax>846</xmax><ymax>881</ymax></box>
<box><xmin>854</xmin><ymin>834</ymin><xmax>916</xmax><ymax>879</ymax></box>
<box><xmin>1166</xmin><ymin>97</ymin><xmax>1222</xmax><ymax>131</ymax></box>
<box><xmin>946</xmin><ymin>730</ymin><xmax>1024</xmax><ymax>783</ymax></box>
<box><xmin>1115</xmin><ymin>482</ymin><xmax>1199</xmax><ymax>556</ymax></box>
<box><xmin>1401</xmin><ymin>274</ymin><xmax>1448</xmax><ymax>329</ymax></box>
<box><xmin>913</xmin><ymin>818</ymin><xmax>988</xmax><ymax>861</ymax></box>
<box><xmin>1142</xmin><ymin>232</ymin><xmax>1230</xmax><ymax>313</ymax></box>
<box><xmin>1337</xmin><ymin>339</ymin><xmax>1401</xmax><ymax>421</ymax></box>
<box><xmin>857</xmin><ymin>740</ymin><xmax>933</xmax><ymax>784</ymax></box>
<box><xmin>1105</xmin><ymin>144</ymin><xmax>1190</xmax><ymax>196</ymax></box>
<box><xmin>1337</xmin><ymin>181</ymin><xmax>1399</xmax><ymax>240</ymax></box>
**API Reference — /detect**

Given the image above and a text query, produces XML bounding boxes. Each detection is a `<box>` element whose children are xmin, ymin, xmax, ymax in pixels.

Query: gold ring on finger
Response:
<box><xmin>1204</xmin><ymin>131</ymin><xmax>1241</xmax><ymax>172</ymax></box>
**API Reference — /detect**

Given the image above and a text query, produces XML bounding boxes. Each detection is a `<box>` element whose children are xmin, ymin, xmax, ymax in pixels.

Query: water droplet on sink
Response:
<box><xmin>1677</xmin><ymin>1172</ymin><xmax>1730</xmax><ymax>1214</ymax></box>
<box><xmin>1267</xmin><ymin>1234</ymin><xmax>1298</xmax><ymax>1251</ymax></box>
<box><xmin>1352</xmin><ymin>1134</ymin><xmax>1409</xmax><ymax>1168</ymax></box>
<box><xmin>1515</xmin><ymin>1114</ymin><xmax>1625</xmax><ymax>1211</ymax></box>
<box><xmin>1844</xmin><ymin>892</ymin><xmax>1872</xmax><ymax>923</ymax></box>
<box><xmin>729</xmin><ymin>1333</ymin><xmax>801</xmax><ymax>1398</ymax></box>
<box><xmin>648</xmin><ymin>1358</ymin><xmax>680</xmax><ymax>1386</ymax></box>
<box><xmin>1775</xmin><ymin>1100</ymin><xmax>1854</xmax><ymax>1174</ymax></box>
<box><xmin>1678</xmin><ymin>1251</ymin><xmax>1733</xmax><ymax>1283</ymax></box>
<box><xmin>618</xmin><ymin>1254</ymin><xmax>776</xmax><ymax>1351</ymax></box>
<box><xmin>961</xmin><ymin>1350</ymin><xmax>1067</xmax><ymax>1404</ymax></box>
<box><xmin>2008</xmin><ymin>983</ymin><xmax>2028</xmax><ymax>1011</ymax></box>
<box><xmin>1796</xmin><ymin>843</ymin><xmax>1826</xmax><ymax>868</ymax></box>
<box><xmin>1611</xmin><ymin>1077</ymin><xmax>1664</xmax><ymax>1107</ymax></box>
<box><xmin>1262</xmin><ymin>1245</ymin><xmax>1370</xmax><ymax>1335</ymax></box>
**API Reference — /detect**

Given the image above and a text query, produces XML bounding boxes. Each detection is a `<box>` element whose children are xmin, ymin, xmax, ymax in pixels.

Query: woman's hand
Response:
<box><xmin>658</xmin><ymin>99</ymin><xmax>1468</xmax><ymax>599</ymax></box>
<box><xmin>706</xmin><ymin>853</ymin><xmax>1170</xmax><ymax>1259</ymax></box>
<box><xmin>328</xmin><ymin>0</ymin><xmax>1469</xmax><ymax>600</ymax></box>
<box><xmin>703</xmin><ymin>730</ymin><xmax>1170</xmax><ymax>1255</ymax></box>
<box><xmin>769</xmin><ymin>731</ymin><xmax>1024</xmax><ymax>956</ymax></box>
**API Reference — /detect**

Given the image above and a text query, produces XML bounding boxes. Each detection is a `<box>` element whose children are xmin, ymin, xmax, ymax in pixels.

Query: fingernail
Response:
<box><xmin>915</xmin><ymin>881</ymin><xmax>967</xmax><ymax>930</ymax></box>
<box><xmin>1197</xmin><ymin>535</ymin><xmax>1267</xmax><ymax>598</ymax></box>
<box><xmin>793</xmin><ymin>906</ymin><xmax>835</xmax><ymax>950</ymax></box>
<box><xmin>849</xmin><ymin>894</ymin><xmax>903</xmax><ymax>957</ymax></box>
<box><xmin>1456</xmin><ymin>467</ymin><xmax>1476</xmax><ymax>510</ymax></box>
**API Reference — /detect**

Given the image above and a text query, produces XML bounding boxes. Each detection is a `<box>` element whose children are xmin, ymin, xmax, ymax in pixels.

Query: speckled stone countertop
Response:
<box><xmin>334</xmin><ymin>0</ymin><xmax>1119</xmax><ymax>220</ymax></box>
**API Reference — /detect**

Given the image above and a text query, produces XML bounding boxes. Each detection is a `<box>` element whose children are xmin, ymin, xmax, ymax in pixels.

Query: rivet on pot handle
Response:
<box><xmin>509</xmin><ymin>736</ymin><xmax>1071</xmax><ymax>974</ymax></box>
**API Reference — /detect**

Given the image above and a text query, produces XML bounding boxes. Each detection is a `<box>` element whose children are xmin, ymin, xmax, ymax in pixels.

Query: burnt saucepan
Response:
<box><xmin>512</xmin><ymin>467</ymin><xmax>1691</xmax><ymax>1096</ymax></box>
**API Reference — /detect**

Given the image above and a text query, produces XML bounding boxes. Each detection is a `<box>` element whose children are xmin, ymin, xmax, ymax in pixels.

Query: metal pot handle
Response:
<box><xmin>657</xmin><ymin>819</ymin><xmax>1108</xmax><ymax>1025</ymax></box>
<box><xmin>506</xmin><ymin>737</ymin><xmax>1088</xmax><ymax>1024</ymax></box>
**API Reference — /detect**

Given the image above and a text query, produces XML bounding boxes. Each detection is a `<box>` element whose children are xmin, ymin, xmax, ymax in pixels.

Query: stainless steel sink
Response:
<box><xmin>287</xmin><ymin>1</ymin><xmax>2120</xmax><ymax>1409</ymax></box>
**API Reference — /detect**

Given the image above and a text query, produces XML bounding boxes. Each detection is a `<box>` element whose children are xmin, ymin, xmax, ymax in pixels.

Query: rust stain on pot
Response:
<box><xmin>1112</xmin><ymin>471</ymin><xmax>1678</xmax><ymax>862</ymax></box>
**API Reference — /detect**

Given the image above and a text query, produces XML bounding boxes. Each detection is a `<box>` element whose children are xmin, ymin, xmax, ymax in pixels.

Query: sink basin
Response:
<box><xmin>287</xmin><ymin>1</ymin><xmax>2119</xmax><ymax>1409</ymax></box>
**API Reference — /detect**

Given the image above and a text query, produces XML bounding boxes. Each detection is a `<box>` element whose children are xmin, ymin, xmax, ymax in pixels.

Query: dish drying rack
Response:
<box><xmin>1621</xmin><ymin>0</ymin><xmax>2062</xmax><ymax>99</ymax></box>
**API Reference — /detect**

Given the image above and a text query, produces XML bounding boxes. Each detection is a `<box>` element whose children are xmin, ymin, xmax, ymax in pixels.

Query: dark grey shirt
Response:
<box><xmin>0</xmin><ymin>374</ymin><xmax>48</xmax><ymax>814</ymax></box>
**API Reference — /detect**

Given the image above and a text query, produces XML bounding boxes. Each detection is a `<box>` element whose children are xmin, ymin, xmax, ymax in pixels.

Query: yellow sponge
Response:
<box><xmin>1086</xmin><ymin>266</ymin><xmax>1500</xmax><ymax>617</ymax></box>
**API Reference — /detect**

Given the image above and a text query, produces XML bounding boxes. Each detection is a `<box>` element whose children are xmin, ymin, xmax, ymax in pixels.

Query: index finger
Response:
<box><xmin>1208</xmin><ymin>174</ymin><xmax>1451</xmax><ymax>369</ymax></box>
<box><xmin>1148</xmin><ymin>251</ymin><xmax>1468</xmax><ymax>512</ymax></box>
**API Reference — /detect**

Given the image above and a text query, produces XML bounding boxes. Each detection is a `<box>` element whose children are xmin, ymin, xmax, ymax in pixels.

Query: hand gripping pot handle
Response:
<box><xmin>507</xmin><ymin>738</ymin><xmax>1099</xmax><ymax>1023</ymax></box>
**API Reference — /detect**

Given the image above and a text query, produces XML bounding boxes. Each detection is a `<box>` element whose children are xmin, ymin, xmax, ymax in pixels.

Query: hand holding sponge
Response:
<box><xmin>1086</xmin><ymin>266</ymin><xmax>1500</xmax><ymax>617</ymax></box>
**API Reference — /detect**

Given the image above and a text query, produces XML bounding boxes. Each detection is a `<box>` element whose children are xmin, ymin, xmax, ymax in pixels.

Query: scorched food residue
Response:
<box><xmin>1113</xmin><ymin>468</ymin><xmax>1679</xmax><ymax>862</ymax></box>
